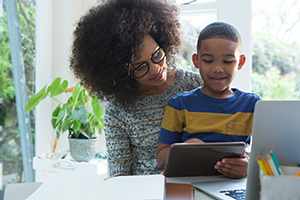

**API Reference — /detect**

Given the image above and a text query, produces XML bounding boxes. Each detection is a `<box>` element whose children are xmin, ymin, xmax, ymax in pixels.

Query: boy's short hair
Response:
<box><xmin>197</xmin><ymin>22</ymin><xmax>242</xmax><ymax>52</ymax></box>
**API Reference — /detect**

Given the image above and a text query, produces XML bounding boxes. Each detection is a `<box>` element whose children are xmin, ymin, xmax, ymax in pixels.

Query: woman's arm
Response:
<box><xmin>104</xmin><ymin>106</ymin><xmax>132</xmax><ymax>177</ymax></box>
<box><xmin>105</xmin><ymin>128</ymin><xmax>132</xmax><ymax>177</ymax></box>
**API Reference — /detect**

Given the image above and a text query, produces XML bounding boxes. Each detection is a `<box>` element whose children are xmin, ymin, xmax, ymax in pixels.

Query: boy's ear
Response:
<box><xmin>238</xmin><ymin>55</ymin><xmax>246</xmax><ymax>70</ymax></box>
<box><xmin>192</xmin><ymin>54</ymin><xmax>199</xmax><ymax>69</ymax></box>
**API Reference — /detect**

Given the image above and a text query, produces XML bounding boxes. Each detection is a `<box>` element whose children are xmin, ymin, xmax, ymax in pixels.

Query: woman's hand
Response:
<box><xmin>214</xmin><ymin>150</ymin><xmax>249</xmax><ymax>179</ymax></box>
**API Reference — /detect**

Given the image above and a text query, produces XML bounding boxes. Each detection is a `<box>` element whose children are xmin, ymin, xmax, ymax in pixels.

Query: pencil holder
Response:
<box><xmin>259</xmin><ymin>166</ymin><xmax>300</xmax><ymax>200</ymax></box>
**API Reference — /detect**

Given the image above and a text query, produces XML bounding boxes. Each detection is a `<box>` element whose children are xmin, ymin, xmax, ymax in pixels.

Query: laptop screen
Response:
<box><xmin>245</xmin><ymin>100</ymin><xmax>300</xmax><ymax>200</ymax></box>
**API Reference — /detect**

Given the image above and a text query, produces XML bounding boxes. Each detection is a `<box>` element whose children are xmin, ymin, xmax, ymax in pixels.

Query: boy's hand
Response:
<box><xmin>214</xmin><ymin>150</ymin><xmax>249</xmax><ymax>179</ymax></box>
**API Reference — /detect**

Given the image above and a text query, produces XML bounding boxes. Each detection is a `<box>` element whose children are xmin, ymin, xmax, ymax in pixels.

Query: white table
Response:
<box><xmin>33</xmin><ymin>155</ymin><xmax>108</xmax><ymax>181</ymax></box>
<box><xmin>4</xmin><ymin>180</ymin><xmax>215</xmax><ymax>200</ymax></box>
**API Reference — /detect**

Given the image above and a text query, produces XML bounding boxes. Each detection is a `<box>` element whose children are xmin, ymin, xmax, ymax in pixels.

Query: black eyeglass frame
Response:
<box><xmin>131</xmin><ymin>47</ymin><xmax>166</xmax><ymax>79</ymax></box>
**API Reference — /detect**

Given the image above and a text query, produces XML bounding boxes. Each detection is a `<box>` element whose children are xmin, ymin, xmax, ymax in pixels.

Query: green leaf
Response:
<box><xmin>50</xmin><ymin>78</ymin><xmax>68</xmax><ymax>97</ymax></box>
<box><xmin>65</xmin><ymin>97</ymin><xmax>74</xmax><ymax>113</ymax></box>
<box><xmin>78</xmin><ymin>89</ymin><xmax>90</xmax><ymax>106</ymax></box>
<box><xmin>62</xmin><ymin>116</ymin><xmax>72</xmax><ymax>133</ymax></box>
<box><xmin>51</xmin><ymin>105</ymin><xmax>61</xmax><ymax>129</ymax></box>
<box><xmin>56</xmin><ymin>107</ymin><xmax>66</xmax><ymax>127</ymax></box>
<box><xmin>56</xmin><ymin>123</ymin><xmax>63</xmax><ymax>139</ymax></box>
<box><xmin>73</xmin><ymin>120</ymin><xmax>81</xmax><ymax>134</ymax></box>
<box><xmin>46</xmin><ymin>85</ymin><xmax>52</xmax><ymax>93</ymax></box>
<box><xmin>92</xmin><ymin>96</ymin><xmax>102</xmax><ymax>120</ymax></box>
<box><xmin>62</xmin><ymin>122</ymin><xmax>71</xmax><ymax>133</ymax></box>
<box><xmin>25</xmin><ymin>85</ymin><xmax>48</xmax><ymax>112</ymax></box>
<box><xmin>71</xmin><ymin>105</ymin><xmax>88</xmax><ymax>123</ymax></box>
<box><xmin>72</xmin><ymin>83</ymin><xmax>81</xmax><ymax>106</ymax></box>
<box><xmin>56</xmin><ymin>128</ymin><xmax>60</xmax><ymax>140</ymax></box>
<box><xmin>78</xmin><ymin>129</ymin><xmax>90</xmax><ymax>139</ymax></box>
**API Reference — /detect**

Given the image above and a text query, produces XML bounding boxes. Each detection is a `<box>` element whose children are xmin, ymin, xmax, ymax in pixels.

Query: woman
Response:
<box><xmin>69</xmin><ymin>0</ymin><xmax>203</xmax><ymax>177</ymax></box>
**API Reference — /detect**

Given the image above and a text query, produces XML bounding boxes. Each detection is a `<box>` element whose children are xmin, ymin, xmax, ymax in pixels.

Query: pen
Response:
<box><xmin>269</xmin><ymin>150</ymin><xmax>283</xmax><ymax>175</ymax></box>
<box><xmin>266</xmin><ymin>154</ymin><xmax>279</xmax><ymax>176</ymax></box>
<box><xmin>262</xmin><ymin>155</ymin><xmax>273</xmax><ymax>175</ymax></box>
<box><xmin>256</xmin><ymin>155</ymin><xmax>268</xmax><ymax>175</ymax></box>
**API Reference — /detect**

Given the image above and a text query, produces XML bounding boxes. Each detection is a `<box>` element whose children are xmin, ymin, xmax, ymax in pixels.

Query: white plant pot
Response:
<box><xmin>68</xmin><ymin>137</ymin><xmax>98</xmax><ymax>162</ymax></box>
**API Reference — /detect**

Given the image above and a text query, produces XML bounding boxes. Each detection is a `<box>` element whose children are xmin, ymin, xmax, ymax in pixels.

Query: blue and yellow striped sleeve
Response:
<box><xmin>159</xmin><ymin>97</ymin><xmax>186</xmax><ymax>144</ymax></box>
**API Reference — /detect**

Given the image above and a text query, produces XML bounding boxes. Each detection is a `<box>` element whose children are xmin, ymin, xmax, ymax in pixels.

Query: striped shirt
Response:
<box><xmin>104</xmin><ymin>68</ymin><xmax>203</xmax><ymax>177</ymax></box>
<box><xmin>159</xmin><ymin>88</ymin><xmax>262</xmax><ymax>145</ymax></box>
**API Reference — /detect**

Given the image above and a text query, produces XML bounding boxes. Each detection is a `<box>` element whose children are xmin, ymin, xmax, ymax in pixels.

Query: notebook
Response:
<box><xmin>192</xmin><ymin>100</ymin><xmax>300</xmax><ymax>200</ymax></box>
<box><xmin>25</xmin><ymin>171</ymin><xmax>165</xmax><ymax>200</ymax></box>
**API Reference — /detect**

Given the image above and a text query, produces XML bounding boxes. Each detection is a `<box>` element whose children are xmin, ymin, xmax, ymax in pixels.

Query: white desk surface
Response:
<box><xmin>4</xmin><ymin>181</ymin><xmax>214</xmax><ymax>200</ymax></box>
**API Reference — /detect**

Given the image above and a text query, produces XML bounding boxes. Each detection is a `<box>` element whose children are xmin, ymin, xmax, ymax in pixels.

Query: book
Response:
<box><xmin>165</xmin><ymin>183</ymin><xmax>194</xmax><ymax>200</ymax></box>
<box><xmin>25</xmin><ymin>171</ymin><xmax>165</xmax><ymax>200</ymax></box>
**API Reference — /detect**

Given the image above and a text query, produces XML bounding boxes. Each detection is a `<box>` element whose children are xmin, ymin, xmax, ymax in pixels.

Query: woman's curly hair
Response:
<box><xmin>69</xmin><ymin>0</ymin><xmax>181</xmax><ymax>106</ymax></box>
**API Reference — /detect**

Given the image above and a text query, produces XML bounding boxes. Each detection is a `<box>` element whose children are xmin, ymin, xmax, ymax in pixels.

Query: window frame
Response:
<box><xmin>175</xmin><ymin>0</ymin><xmax>252</xmax><ymax>92</ymax></box>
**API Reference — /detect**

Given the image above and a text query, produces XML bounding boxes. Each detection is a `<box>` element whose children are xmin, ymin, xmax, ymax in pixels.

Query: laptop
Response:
<box><xmin>192</xmin><ymin>100</ymin><xmax>300</xmax><ymax>200</ymax></box>
<box><xmin>192</xmin><ymin>176</ymin><xmax>247</xmax><ymax>200</ymax></box>
<box><xmin>245</xmin><ymin>100</ymin><xmax>300</xmax><ymax>200</ymax></box>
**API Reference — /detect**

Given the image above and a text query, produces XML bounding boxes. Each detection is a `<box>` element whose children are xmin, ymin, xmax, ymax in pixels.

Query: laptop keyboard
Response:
<box><xmin>219</xmin><ymin>189</ymin><xmax>245</xmax><ymax>200</ymax></box>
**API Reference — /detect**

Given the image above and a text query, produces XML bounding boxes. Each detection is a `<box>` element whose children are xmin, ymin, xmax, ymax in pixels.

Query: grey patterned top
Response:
<box><xmin>104</xmin><ymin>68</ymin><xmax>203</xmax><ymax>177</ymax></box>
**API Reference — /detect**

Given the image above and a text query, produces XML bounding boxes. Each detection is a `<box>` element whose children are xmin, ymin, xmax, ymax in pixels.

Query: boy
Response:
<box><xmin>156</xmin><ymin>22</ymin><xmax>261</xmax><ymax>179</ymax></box>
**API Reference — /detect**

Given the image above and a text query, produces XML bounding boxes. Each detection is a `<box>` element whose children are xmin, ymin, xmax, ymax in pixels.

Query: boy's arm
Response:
<box><xmin>156</xmin><ymin>142</ymin><xmax>171</xmax><ymax>169</ymax></box>
<box><xmin>184</xmin><ymin>138</ymin><xmax>204</xmax><ymax>143</ymax></box>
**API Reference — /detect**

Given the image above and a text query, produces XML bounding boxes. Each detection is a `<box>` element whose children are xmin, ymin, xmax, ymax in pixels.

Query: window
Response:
<box><xmin>174</xmin><ymin>0</ymin><xmax>217</xmax><ymax>72</ymax></box>
<box><xmin>251</xmin><ymin>0</ymin><xmax>300</xmax><ymax>100</ymax></box>
<box><xmin>173</xmin><ymin>0</ymin><xmax>252</xmax><ymax>92</ymax></box>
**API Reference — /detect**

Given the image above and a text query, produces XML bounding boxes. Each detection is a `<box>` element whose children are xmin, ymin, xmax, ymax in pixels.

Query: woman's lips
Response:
<box><xmin>150</xmin><ymin>70</ymin><xmax>163</xmax><ymax>81</ymax></box>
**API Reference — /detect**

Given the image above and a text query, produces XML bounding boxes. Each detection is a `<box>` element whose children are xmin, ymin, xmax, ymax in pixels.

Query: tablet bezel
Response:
<box><xmin>164</xmin><ymin>142</ymin><xmax>246</xmax><ymax>177</ymax></box>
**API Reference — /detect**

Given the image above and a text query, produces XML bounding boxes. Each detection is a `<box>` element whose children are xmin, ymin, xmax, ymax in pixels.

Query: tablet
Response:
<box><xmin>164</xmin><ymin>142</ymin><xmax>246</xmax><ymax>177</ymax></box>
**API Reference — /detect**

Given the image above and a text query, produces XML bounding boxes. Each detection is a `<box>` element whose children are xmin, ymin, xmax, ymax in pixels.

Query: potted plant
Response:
<box><xmin>25</xmin><ymin>77</ymin><xmax>104</xmax><ymax>162</ymax></box>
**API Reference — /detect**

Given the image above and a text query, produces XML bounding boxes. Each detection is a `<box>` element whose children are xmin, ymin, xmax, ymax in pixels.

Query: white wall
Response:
<box><xmin>217</xmin><ymin>0</ymin><xmax>252</xmax><ymax>92</ymax></box>
<box><xmin>35</xmin><ymin>0</ymin><xmax>101</xmax><ymax>182</ymax></box>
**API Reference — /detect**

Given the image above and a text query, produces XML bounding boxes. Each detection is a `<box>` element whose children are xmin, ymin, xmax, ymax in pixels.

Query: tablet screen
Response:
<box><xmin>164</xmin><ymin>142</ymin><xmax>246</xmax><ymax>177</ymax></box>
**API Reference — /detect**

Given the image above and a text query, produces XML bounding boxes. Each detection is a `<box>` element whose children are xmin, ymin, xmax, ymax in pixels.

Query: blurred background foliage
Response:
<box><xmin>176</xmin><ymin>0</ymin><xmax>300</xmax><ymax>101</ymax></box>
<box><xmin>0</xmin><ymin>0</ymin><xmax>36</xmax><ymax>193</ymax></box>
<box><xmin>177</xmin><ymin>23</ymin><xmax>300</xmax><ymax>101</ymax></box>
<box><xmin>251</xmin><ymin>32</ymin><xmax>300</xmax><ymax>100</ymax></box>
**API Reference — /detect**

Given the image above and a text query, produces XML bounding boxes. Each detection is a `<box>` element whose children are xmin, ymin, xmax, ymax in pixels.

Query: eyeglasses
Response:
<box><xmin>131</xmin><ymin>47</ymin><xmax>166</xmax><ymax>79</ymax></box>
